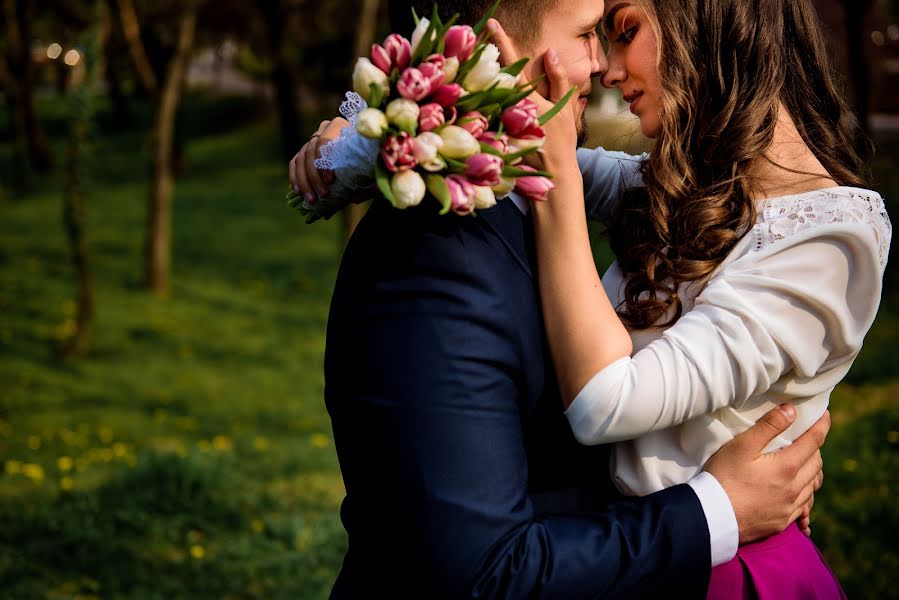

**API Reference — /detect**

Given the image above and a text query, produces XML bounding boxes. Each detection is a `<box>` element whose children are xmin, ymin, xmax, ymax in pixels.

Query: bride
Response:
<box><xmin>489</xmin><ymin>0</ymin><xmax>890</xmax><ymax>597</ymax></box>
<box><xmin>293</xmin><ymin>0</ymin><xmax>890</xmax><ymax>596</ymax></box>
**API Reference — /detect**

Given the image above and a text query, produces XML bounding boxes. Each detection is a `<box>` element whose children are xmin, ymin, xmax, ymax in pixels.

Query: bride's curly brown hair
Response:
<box><xmin>610</xmin><ymin>0</ymin><xmax>872</xmax><ymax>329</ymax></box>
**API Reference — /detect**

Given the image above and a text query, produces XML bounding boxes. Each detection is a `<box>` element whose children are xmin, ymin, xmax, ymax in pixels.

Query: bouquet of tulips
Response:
<box><xmin>287</xmin><ymin>2</ymin><xmax>574</xmax><ymax>222</ymax></box>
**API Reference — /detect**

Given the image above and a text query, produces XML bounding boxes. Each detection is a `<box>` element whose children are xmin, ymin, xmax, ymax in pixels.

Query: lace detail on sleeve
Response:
<box><xmin>339</xmin><ymin>91</ymin><xmax>367</xmax><ymax>126</ymax></box>
<box><xmin>752</xmin><ymin>188</ymin><xmax>892</xmax><ymax>266</ymax></box>
<box><xmin>312</xmin><ymin>91</ymin><xmax>378</xmax><ymax>198</ymax></box>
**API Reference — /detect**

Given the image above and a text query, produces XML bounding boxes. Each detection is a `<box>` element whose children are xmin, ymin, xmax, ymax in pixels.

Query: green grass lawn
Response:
<box><xmin>0</xmin><ymin>95</ymin><xmax>897</xmax><ymax>599</ymax></box>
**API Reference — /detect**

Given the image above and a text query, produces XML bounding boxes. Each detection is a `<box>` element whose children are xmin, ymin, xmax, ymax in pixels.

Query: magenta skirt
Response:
<box><xmin>707</xmin><ymin>523</ymin><xmax>846</xmax><ymax>600</ymax></box>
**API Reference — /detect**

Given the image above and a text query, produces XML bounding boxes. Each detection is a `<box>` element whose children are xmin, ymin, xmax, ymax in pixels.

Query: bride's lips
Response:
<box><xmin>623</xmin><ymin>92</ymin><xmax>644</xmax><ymax>114</ymax></box>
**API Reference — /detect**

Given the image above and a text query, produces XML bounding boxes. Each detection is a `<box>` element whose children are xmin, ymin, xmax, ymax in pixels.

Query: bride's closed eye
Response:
<box><xmin>615</xmin><ymin>24</ymin><xmax>639</xmax><ymax>44</ymax></box>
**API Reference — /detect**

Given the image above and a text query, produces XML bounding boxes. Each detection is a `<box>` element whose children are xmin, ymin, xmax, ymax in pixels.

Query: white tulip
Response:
<box><xmin>412</xmin><ymin>132</ymin><xmax>447</xmax><ymax>172</ymax></box>
<box><xmin>443</xmin><ymin>57</ymin><xmax>460</xmax><ymax>83</ymax></box>
<box><xmin>410</xmin><ymin>18</ymin><xmax>436</xmax><ymax>56</ymax></box>
<box><xmin>355</xmin><ymin>108</ymin><xmax>389</xmax><ymax>139</ymax></box>
<box><xmin>492</xmin><ymin>72</ymin><xmax>519</xmax><ymax>90</ymax></box>
<box><xmin>438</xmin><ymin>125</ymin><xmax>481</xmax><ymax>159</ymax></box>
<box><xmin>391</xmin><ymin>170</ymin><xmax>427</xmax><ymax>209</ymax></box>
<box><xmin>491</xmin><ymin>177</ymin><xmax>516</xmax><ymax>198</ymax></box>
<box><xmin>473</xmin><ymin>186</ymin><xmax>497</xmax><ymax>210</ymax></box>
<box><xmin>463</xmin><ymin>43</ymin><xmax>502</xmax><ymax>92</ymax></box>
<box><xmin>352</xmin><ymin>57</ymin><xmax>389</xmax><ymax>105</ymax></box>
<box><xmin>386</xmin><ymin>99</ymin><xmax>420</xmax><ymax>134</ymax></box>
<box><xmin>509</xmin><ymin>136</ymin><xmax>546</xmax><ymax>151</ymax></box>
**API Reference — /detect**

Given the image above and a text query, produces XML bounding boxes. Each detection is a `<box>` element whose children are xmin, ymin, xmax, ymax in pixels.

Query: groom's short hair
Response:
<box><xmin>388</xmin><ymin>0</ymin><xmax>558</xmax><ymax>48</ymax></box>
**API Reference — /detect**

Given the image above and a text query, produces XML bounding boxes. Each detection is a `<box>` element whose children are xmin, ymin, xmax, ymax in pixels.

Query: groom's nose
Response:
<box><xmin>589</xmin><ymin>36</ymin><xmax>607</xmax><ymax>78</ymax></box>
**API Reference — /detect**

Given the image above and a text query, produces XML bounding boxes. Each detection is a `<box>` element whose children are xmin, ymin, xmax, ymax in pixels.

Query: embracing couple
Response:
<box><xmin>291</xmin><ymin>0</ymin><xmax>891</xmax><ymax>597</ymax></box>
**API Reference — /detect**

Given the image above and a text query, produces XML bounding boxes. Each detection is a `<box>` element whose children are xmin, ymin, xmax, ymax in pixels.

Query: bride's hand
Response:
<box><xmin>487</xmin><ymin>19</ymin><xmax>580</xmax><ymax>178</ymax></box>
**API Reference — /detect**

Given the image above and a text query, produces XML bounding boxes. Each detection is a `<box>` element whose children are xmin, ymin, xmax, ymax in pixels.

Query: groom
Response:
<box><xmin>300</xmin><ymin>1</ymin><xmax>828</xmax><ymax>597</ymax></box>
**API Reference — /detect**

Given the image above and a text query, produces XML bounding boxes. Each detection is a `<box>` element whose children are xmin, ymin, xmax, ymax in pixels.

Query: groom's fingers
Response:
<box><xmin>487</xmin><ymin>19</ymin><xmax>520</xmax><ymax>67</ymax></box>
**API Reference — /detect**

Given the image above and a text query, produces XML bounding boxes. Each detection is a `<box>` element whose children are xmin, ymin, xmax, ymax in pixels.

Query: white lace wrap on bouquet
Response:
<box><xmin>304</xmin><ymin>92</ymin><xmax>379</xmax><ymax>220</ymax></box>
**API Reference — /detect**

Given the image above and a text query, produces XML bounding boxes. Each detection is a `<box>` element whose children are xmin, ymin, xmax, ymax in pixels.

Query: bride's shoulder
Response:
<box><xmin>749</xmin><ymin>186</ymin><xmax>892</xmax><ymax>267</ymax></box>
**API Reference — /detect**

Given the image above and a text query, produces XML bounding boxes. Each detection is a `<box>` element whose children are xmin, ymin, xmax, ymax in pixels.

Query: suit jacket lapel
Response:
<box><xmin>478</xmin><ymin>201</ymin><xmax>534</xmax><ymax>280</ymax></box>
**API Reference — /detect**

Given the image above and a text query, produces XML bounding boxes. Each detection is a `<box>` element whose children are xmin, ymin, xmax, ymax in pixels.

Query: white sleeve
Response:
<box><xmin>576</xmin><ymin>147</ymin><xmax>645</xmax><ymax>224</ymax></box>
<box><xmin>687</xmin><ymin>472</ymin><xmax>739</xmax><ymax>567</ymax></box>
<box><xmin>566</xmin><ymin>218</ymin><xmax>889</xmax><ymax>445</ymax></box>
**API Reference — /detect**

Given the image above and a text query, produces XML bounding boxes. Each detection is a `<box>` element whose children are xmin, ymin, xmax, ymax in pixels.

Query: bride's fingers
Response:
<box><xmin>486</xmin><ymin>19</ymin><xmax>520</xmax><ymax>68</ymax></box>
<box><xmin>543</xmin><ymin>48</ymin><xmax>572</xmax><ymax>105</ymax></box>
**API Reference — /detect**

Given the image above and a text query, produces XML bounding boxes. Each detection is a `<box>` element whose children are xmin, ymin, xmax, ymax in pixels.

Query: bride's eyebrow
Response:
<box><xmin>602</xmin><ymin>3</ymin><xmax>633</xmax><ymax>34</ymax></box>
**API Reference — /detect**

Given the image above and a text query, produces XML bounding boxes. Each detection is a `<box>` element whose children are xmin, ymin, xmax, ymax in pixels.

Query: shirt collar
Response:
<box><xmin>507</xmin><ymin>192</ymin><xmax>530</xmax><ymax>215</ymax></box>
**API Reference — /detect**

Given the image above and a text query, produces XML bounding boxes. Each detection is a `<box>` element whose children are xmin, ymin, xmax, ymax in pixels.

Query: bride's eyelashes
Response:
<box><xmin>615</xmin><ymin>25</ymin><xmax>639</xmax><ymax>44</ymax></box>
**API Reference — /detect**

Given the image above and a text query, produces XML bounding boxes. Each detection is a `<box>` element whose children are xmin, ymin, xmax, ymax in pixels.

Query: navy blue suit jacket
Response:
<box><xmin>325</xmin><ymin>198</ymin><xmax>712</xmax><ymax>598</ymax></box>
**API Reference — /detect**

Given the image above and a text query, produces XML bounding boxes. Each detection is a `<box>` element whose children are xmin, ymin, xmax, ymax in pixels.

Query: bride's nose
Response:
<box><xmin>601</xmin><ymin>51</ymin><xmax>626</xmax><ymax>88</ymax></box>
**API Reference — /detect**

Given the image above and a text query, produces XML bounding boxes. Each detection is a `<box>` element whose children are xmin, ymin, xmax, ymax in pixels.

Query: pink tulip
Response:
<box><xmin>444</xmin><ymin>25</ymin><xmax>477</xmax><ymax>62</ymax></box>
<box><xmin>459</xmin><ymin>111</ymin><xmax>489</xmax><ymax>139</ymax></box>
<box><xmin>431</xmin><ymin>84</ymin><xmax>464</xmax><ymax>108</ymax></box>
<box><xmin>418</xmin><ymin>103</ymin><xmax>446</xmax><ymax>132</ymax></box>
<box><xmin>418</xmin><ymin>62</ymin><xmax>445</xmax><ymax>93</ymax></box>
<box><xmin>501</xmin><ymin>98</ymin><xmax>540</xmax><ymax>138</ymax></box>
<box><xmin>371</xmin><ymin>34</ymin><xmax>411</xmax><ymax>74</ymax></box>
<box><xmin>514</xmin><ymin>165</ymin><xmax>555</xmax><ymax>202</ymax></box>
<box><xmin>423</xmin><ymin>53</ymin><xmax>446</xmax><ymax>71</ymax></box>
<box><xmin>381</xmin><ymin>132</ymin><xmax>417</xmax><ymax>172</ymax></box>
<box><xmin>398</xmin><ymin>68</ymin><xmax>433</xmax><ymax>101</ymax></box>
<box><xmin>446</xmin><ymin>174</ymin><xmax>477</xmax><ymax>216</ymax></box>
<box><xmin>478</xmin><ymin>131</ymin><xmax>510</xmax><ymax>154</ymax></box>
<box><xmin>464</xmin><ymin>153</ymin><xmax>504</xmax><ymax>187</ymax></box>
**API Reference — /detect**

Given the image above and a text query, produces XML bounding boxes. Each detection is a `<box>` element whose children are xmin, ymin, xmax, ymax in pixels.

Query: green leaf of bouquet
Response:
<box><xmin>501</xmin><ymin>57</ymin><xmax>529</xmax><ymax>77</ymax></box>
<box><xmin>426</xmin><ymin>174</ymin><xmax>453</xmax><ymax>215</ymax></box>
<box><xmin>502</xmin><ymin>165</ymin><xmax>553</xmax><ymax>178</ymax></box>
<box><xmin>502</xmin><ymin>145</ymin><xmax>540</xmax><ymax>163</ymax></box>
<box><xmin>443</xmin><ymin>156</ymin><xmax>469</xmax><ymax>171</ymax></box>
<box><xmin>368</xmin><ymin>82</ymin><xmax>385</xmax><ymax>109</ymax></box>
<box><xmin>473</xmin><ymin>0</ymin><xmax>502</xmax><ymax>35</ymax></box>
<box><xmin>478</xmin><ymin>142</ymin><xmax>504</xmax><ymax>157</ymax></box>
<box><xmin>375</xmin><ymin>159</ymin><xmax>398</xmax><ymax>207</ymax></box>
<box><xmin>537</xmin><ymin>85</ymin><xmax>578</xmax><ymax>126</ymax></box>
<box><xmin>500</xmin><ymin>80</ymin><xmax>543</xmax><ymax>109</ymax></box>
<box><xmin>411</xmin><ymin>6</ymin><xmax>420</xmax><ymax>26</ymax></box>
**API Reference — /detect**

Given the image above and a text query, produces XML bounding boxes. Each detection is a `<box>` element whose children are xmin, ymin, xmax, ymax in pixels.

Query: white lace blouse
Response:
<box><xmin>570</xmin><ymin>148</ymin><xmax>892</xmax><ymax>497</ymax></box>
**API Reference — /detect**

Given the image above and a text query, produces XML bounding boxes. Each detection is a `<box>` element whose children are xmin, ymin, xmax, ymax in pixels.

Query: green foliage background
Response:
<box><xmin>0</xmin><ymin>95</ymin><xmax>897</xmax><ymax>598</ymax></box>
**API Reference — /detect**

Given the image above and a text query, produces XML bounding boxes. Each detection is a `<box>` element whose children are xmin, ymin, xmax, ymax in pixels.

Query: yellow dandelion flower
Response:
<box><xmin>251</xmin><ymin>519</ymin><xmax>264</xmax><ymax>533</ymax></box>
<box><xmin>23</xmin><ymin>463</ymin><xmax>45</xmax><ymax>482</ymax></box>
<box><xmin>28</xmin><ymin>435</ymin><xmax>41</xmax><ymax>450</ymax></box>
<box><xmin>112</xmin><ymin>443</ymin><xmax>128</xmax><ymax>458</ymax></box>
<box><xmin>190</xmin><ymin>545</ymin><xmax>205</xmax><ymax>560</ymax></box>
<box><xmin>311</xmin><ymin>433</ymin><xmax>329</xmax><ymax>449</ymax></box>
<box><xmin>57</xmin><ymin>457</ymin><xmax>74</xmax><ymax>471</ymax></box>
<box><xmin>253</xmin><ymin>437</ymin><xmax>270</xmax><ymax>451</ymax></box>
<box><xmin>842</xmin><ymin>458</ymin><xmax>859</xmax><ymax>472</ymax></box>
<box><xmin>887</xmin><ymin>431</ymin><xmax>899</xmax><ymax>444</ymax></box>
<box><xmin>5</xmin><ymin>460</ymin><xmax>22</xmax><ymax>475</ymax></box>
<box><xmin>60</xmin><ymin>477</ymin><xmax>73</xmax><ymax>491</ymax></box>
<box><xmin>98</xmin><ymin>427</ymin><xmax>114</xmax><ymax>444</ymax></box>
<box><xmin>212</xmin><ymin>435</ymin><xmax>233</xmax><ymax>452</ymax></box>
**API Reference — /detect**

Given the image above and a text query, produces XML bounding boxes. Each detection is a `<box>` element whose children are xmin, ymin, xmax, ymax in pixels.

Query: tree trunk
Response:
<box><xmin>112</xmin><ymin>0</ymin><xmax>158</xmax><ymax>96</ymax></box>
<box><xmin>4</xmin><ymin>0</ymin><xmax>53</xmax><ymax>173</ymax></box>
<box><xmin>343</xmin><ymin>0</ymin><xmax>381</xmax><ymax>242</ymax></box>
<box><xmin>145</xmin><ymin>5</ymin><xmax>197</xmax><ymax>294</ymax></box>
<box><xmin>841</xmin><ymin>0</ymin><xmax>874</xmax><ymax>132</ymax></box>
<box><xmin>59</xmin><ymin>1</ymin><xmax>108</xmax><ymax>358</ymax></box>
<box><xmin>260</xmin><ymin>0</ymin><xmax>302</xmax><ymax>162</ymax></box>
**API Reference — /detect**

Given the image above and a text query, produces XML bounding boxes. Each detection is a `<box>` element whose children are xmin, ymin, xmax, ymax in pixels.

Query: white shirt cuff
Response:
<box><xmin>686</xmin><ymin>471</ymin><xmax>739</xmax><ymax>567</ymax></box>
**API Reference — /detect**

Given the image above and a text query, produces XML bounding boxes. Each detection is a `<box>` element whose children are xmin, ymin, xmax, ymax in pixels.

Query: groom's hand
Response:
<box><xmin>704</xmin><ymin>404</ymin><xmax>828</xmax><ymax>545</ymax></box>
